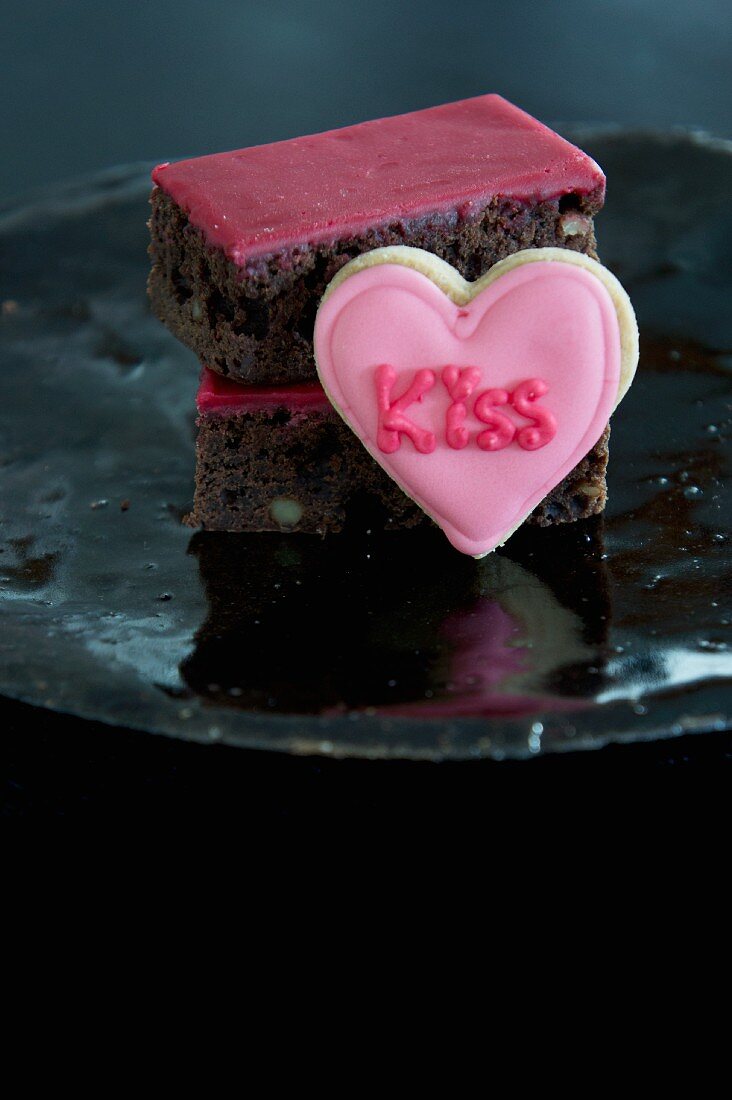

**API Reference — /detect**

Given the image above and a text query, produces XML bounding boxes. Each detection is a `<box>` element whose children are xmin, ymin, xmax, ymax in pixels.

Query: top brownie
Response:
<box><xmin>148</xmin><ymin>94</ymin><xmax>605</xmax><ymax>385</ymax></box>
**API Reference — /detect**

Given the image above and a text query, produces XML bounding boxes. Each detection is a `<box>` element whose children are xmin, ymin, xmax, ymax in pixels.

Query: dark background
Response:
<box><xmin>2</xmin><ymin>2</ymin><xmax>732</xmax><ymax>815</ymax></box>
<box><xmin>2</xmin><ymin>0</ymin><xmax>731</xmax><ymax>204</ymax></box>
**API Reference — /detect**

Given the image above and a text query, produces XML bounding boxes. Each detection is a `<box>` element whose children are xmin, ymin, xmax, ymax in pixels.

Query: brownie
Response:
<box><xmin>149</xmin><ymin>95</ymin><xmax>621</xmax><ymax>547</ymax></box>
<box><xmin>149</xmin><ymin>94</ymin><xmax>604</xmax><ymax>385</ymax></box>
<box><xmin>191</xmin><ymin>395</ymin><xmax>609</xmax><ymax>535</ymax></box>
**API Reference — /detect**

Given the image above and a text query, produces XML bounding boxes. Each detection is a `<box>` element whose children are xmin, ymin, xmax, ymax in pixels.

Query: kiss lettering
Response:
<box><xmin>442</xmin><ymin>365</ymin><xmax>481</xmax><ymax>449</ymax></box>
<box><xmin>375</xmin><ymin>364</ymin><xmax>436</xmax><ymax>454</ymax></box>
<box><xmin>374</xmin><ymin>366</ymin><xmax>558</xmax><ymax>454</ymax></box>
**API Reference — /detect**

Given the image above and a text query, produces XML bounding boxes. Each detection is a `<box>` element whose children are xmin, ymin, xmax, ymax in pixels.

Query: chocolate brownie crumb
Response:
<box><xmin>149</xmin><ymin>186</ymin><xmax>602</xmax><ymax>386</ymax></box>
<box><xmin>191</xmin><ymin>406</ymin><xmax>609</xmax><ymax>536</ymax></box>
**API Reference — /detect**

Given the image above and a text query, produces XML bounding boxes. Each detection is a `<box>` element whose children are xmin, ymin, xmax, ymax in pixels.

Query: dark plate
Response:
<box><xmin>0</xmin><ymin>131</ymin><xmax>730</xmax><ymax>760</ymax></box>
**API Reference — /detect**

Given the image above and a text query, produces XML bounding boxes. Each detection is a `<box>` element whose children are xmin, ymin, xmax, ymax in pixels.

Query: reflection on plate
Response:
<box><xmin>0</xmin><ymin>133</ymin><xmax>730</xmax><ymax>758</ymax></box>
<box><xmin>182</xmin><ymin>521</ymin><xmax>609</xmax><ymax>725</ymax></box>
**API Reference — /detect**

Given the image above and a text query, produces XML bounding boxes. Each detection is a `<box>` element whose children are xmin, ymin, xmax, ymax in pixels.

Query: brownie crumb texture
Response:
<box><xmin>191</xmin><ymin>406</ymin><xmax>609</xmax><ymax>536</ymax></box>
<box><xmin>148</xmin><ymin>186</ymin><xmax>602</xmax><ymax>386</ymax></box>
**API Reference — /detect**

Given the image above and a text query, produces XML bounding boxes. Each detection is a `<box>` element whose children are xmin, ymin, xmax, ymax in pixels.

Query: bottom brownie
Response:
<box><xmin>191</xmin><ymin>382</ymin><xmax>610</xmax><ymax>535</ymax></box>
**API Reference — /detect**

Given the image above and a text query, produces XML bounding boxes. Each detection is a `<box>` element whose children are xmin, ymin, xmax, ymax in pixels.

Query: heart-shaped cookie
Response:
<box><xmin>313</xmin><ymin>246</ymin><xmax>638</xmax><ymax>557</ymax></box>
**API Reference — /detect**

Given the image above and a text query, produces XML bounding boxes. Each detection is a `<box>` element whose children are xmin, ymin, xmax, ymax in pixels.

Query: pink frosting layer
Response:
<box><xmin>153</xmin><ymin>94</ymin><xmax>604</xmax><ymax>268</ymax></box>
<box><xmin>197</xmin><ymin>367</ymin><xmax>330</xmax><ymax>413</ymax></box>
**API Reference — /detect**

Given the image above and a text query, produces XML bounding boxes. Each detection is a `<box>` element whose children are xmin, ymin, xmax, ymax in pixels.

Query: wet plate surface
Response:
<box><xmin>0</xmin><ymin>132</ymin><xmax>730</xmax><ymax>760</ymax></box>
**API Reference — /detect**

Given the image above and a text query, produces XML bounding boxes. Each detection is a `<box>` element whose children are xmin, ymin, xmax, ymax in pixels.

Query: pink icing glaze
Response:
<box><xmin>313</xmin><ymin>260</ymin><xmax>621</xmax><ymax>557</ymax></box>
<box><xmin>196</xmin><ymin>367</ymin><xmax>330</xmax><ymax>413</ymax></box>
<box><xmin>152</xmin><ymin>95</ymin><xmax>604</xmax><ymax>268</ymax></box>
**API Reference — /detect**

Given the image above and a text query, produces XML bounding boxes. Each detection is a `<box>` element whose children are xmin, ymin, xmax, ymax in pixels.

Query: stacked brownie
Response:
<box><xmin>148</xmin><ymin>94</ymin><xmax>609</xmax><ymax>535</ymax></box>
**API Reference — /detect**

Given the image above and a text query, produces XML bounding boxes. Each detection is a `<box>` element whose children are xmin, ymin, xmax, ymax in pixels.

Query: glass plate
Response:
<box><xmin>0</xmin><ymin>131</ymin><xmax>730</xmax><ymax>759</ymax></box>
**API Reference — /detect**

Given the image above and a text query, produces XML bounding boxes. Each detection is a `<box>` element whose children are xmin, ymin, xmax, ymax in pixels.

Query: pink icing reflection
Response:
<box><xmin>442</xmin><ymin>599</ymin><xmax>527</xmax><ymax>694</ymax></box>
<box><xmin>339</xmin><ymin>567</ymin><xmax>592</xmax><ymax>720</ymax></box>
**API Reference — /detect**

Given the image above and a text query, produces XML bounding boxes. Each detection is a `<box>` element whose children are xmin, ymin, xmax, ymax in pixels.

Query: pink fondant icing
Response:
<box><xmin>313</xmin><ymin>260</ymin><xmax>621</xmax><ymax>557</ymax></box>
<box><xmin>153</xmin><ymin>95</ymin><xmax>604</xmax><ymax>268</ymax></box>
<box><xmin>197</xmin><ymin>367</ymin><xmax>330</xmax><ymax>413</ymax></box>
